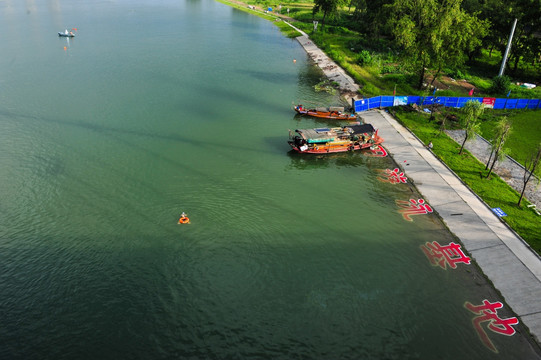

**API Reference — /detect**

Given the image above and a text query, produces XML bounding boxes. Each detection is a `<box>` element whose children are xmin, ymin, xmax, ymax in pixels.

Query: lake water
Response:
<box><xmin>1</xmin><ymin>1</ymin><xmax>540</xmax><ymax>359</ymax></box>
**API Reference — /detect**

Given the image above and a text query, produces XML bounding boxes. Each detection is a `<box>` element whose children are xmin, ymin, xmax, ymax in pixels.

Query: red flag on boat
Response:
<box><xmin>468</xmin><ymin>88</ymin><xmax>474</xmax><ymax>96</ymax></box>
<box><xmin>71</xmin><ymin>28</ymin><xmax>78</xmax><ymax>31</ymax></box>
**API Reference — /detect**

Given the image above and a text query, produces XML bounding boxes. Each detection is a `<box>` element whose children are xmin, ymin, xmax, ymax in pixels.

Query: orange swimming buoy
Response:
<box><xmin>178</xmin><ymin>215</ymin><xmax>190</xmax><ymax>224</ymax></box>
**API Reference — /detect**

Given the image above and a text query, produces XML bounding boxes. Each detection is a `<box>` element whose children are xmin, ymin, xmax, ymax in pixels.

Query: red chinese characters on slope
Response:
<box><xmin>421</xmin><ymin>241</ymin><xmax>471</xmax><ymax>269</ymax></box>
<box><xmin>464</xmin><ymin>299</ymin><xmax>519</xmax><ymax>353</ymax></box>
<box><xmin>395</xmin><ymin>198</ymin><xmax>433</xmax><ymax>221</ymax></box>
<box><xmin>378</xmin><ymin>168</ymin><xmax>408</xmax><ymax>184</ymax></box>
<box><xmin>369</xmin><ymin>145</ymin><xmax>387</xmax><ymax>157</ymax></box>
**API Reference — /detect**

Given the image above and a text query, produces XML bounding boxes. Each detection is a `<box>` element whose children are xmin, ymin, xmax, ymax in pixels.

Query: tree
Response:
<box><xmin>349</xmin><ymin>0</ymin><xmax>393</xmax><ymax>36</ymax></box>
<box><xmin>389</xmin><ymin>0</ymin><xmax>489</xmax><ymax>89</ymax></box>
<box><xmin>312</xmin><ymin>0</ymin><xmax>347</xmax><ymax>30</ymax></box>
<box><xmin>459</xmin><ymin>100</ymin><xmax>484</xmax><ymax>155</ymax></box>
<box><xmin>518</xmin><ymin>143</ymin><xmax>541</xmax><ymax>206</ymax></box>
<box><xmin>469</xmin><ymin>0</ymin><xmax>541</xmax><ymax>75</ymax></box>
<box><xmin>503</xmin><ymin>0</ymin><xmax>541</xmax><ymax>74</ymax></box>
<box><xmin>486</xmin><ymin>117</ymin><xmax>512</xmax><ymax>178</ymax></box>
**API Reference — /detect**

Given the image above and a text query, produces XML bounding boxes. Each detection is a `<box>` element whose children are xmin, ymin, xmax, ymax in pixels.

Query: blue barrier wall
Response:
<box><xmin>353</xmin><ymin>96</ymin><xmax>541</xmax><ymax>112</ymax></box>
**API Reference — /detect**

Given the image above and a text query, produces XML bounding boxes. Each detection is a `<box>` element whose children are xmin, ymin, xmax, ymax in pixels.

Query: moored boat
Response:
<box><xmin>288</xmin><ymin>124</ymin><xmax>383</xmax><ymax>154</ymax></box>
<box><xmin>58</xmin><ymin>30</ymin><xmax>75</xmax><ymax>37</ymax></box>
<box><xmin>294</xmin><ymin>104</ymin><xmax>357</xmax><ymax>120</ymax></box>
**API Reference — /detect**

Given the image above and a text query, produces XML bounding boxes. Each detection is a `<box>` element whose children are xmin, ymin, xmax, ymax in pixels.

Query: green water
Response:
<box><xmin>1</xmin><ymin>1</ymin><xmax>540</xmax><ymax>359</ymax></box>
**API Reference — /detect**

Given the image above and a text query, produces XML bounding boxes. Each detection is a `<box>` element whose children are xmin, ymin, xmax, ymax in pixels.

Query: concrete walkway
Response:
<box><xmin>362</xmin><ymin>109</ymin><xmax>541</xmax><ymax>343</ymax></box>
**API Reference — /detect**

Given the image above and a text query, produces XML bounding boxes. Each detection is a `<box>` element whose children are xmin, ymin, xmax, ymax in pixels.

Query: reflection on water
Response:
<box><xmin>285</xmin><ymin>150</ymin><xmax>383</xmax><ymax>171</ymax></box>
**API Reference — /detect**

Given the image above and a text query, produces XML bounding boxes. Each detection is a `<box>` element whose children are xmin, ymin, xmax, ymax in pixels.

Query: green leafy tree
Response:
<box><xmin>468</xmin><ymin>0</ymin><xmax>541</xmax><ymax>75</ymax></box>
<box><xmin>459</xmin><ymin>100</ymin><xmax>484</xmax><ymax>155</ymax></box>
<box><xmin>312</xmin><ymin>0</ymin><xmax>347</xmax><ymax>30</ymax></box>
<box><xmin>349</xmin><ymin>0</ymin><xmax>393</xmax><ymax>36</ymax></box>
<box><xmin>518</xmin><ymin>143</ymin><xmax>541</xmax><ymax>206</ymax></box>
<box><xmin>389</xmin><ymin>0</ymin><xmax>488</xmax><ymax>89</ymax></box>
<box><xmin>505</xmin><ymin>0</ymin><xmax>541</xmax><ymax>73</ymax></box>
<box><xmin>486</xmin><ymin>116</ymin><xmax>512</xmax><ymax>178</ymax></box>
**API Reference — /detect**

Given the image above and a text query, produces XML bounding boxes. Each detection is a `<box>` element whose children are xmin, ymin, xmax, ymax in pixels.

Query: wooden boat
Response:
<box><xmin>294</xmin><ymin>105</ymin><xmax>357</xmax><ymax>120</ymax></box>
<box><xmin>58</xmin><ymin>31</ymin><xmax>75</xmax><ymax>37</ymax></box>
<box><xmin>288</xmin><ymin>124</ymin><xmax>383</xmax><ymax>154</ymax></box>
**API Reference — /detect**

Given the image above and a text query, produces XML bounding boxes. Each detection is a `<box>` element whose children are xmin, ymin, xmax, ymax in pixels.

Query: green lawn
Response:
<box><xmin>475</xmin><ymin>110</ymin><xmax>541</xmax><ymax>166</ymax></box>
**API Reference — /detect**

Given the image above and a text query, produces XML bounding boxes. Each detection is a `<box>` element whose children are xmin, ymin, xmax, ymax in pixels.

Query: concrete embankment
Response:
<box><xmin>294</xmin><ymin>33</ymin><xmax>360</xmax><ymax>101</ymax></box>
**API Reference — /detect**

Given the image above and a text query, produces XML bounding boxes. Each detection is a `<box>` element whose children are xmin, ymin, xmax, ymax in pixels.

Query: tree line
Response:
<box><xmin>312</xmin><ymin>0</ymin><xmax>541</xmax><ymax>88</ymax></box>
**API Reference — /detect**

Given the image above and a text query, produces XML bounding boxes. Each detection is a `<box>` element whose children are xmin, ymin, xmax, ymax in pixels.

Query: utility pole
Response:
<box><xmin>498</xmin><ymin>18</ymin><xmax>518</xmax><ymax>77</ymax></box>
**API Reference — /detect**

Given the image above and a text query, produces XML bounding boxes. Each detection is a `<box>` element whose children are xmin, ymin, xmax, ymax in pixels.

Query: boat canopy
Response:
<box><xmin>294</xmin><ymin>124</ymin><xmax>376</xmax><ymax>143</ymax></box>
<box><xmin>295</xmin><ymin>128</ymin><xmax>335</xmax><ymax>143</ymax></box>
<box><xmin>328</xmin><ymin>106</ymin><xmax>345</xmax><ymax>112</ymax></box>
<box><xmin>349</xmin><ymin>124</ymin><xmax>376</xmax><ymax>135</ymax></box>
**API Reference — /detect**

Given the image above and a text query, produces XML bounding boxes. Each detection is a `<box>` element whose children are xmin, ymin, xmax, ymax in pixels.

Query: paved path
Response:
<box><xmin>361</xmin><ymin>109</ymin><xmax>541</xmax><ymax>344</ymax></box>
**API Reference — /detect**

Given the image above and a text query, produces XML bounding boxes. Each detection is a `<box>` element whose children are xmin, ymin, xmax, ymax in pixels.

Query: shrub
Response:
<box><xmin>446</xmin><ymin>68</ymin><xmax>466</xmax><ymax>80</ymax></box>
<box><xmin>489</xmin><ymin>75</ymin><xmax>511</xmax><ymax>95</ymax></box>
<box><xmin>356</xmin><ymin>50</ymin><xmax>373</xmax><ymax>66</ymax></box>
<box><xmin>381</xmin><ymin>64</ymin><xmax>399</xmax><ymax>74</ymax></box>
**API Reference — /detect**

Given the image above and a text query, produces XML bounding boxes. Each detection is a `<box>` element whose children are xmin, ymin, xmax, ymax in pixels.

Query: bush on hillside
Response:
<box><xmin>490</xmin><ymin>75</ymin><xmax>511</xmax><ymax>95</ymax></box>
<box><xmin>356</xmin><ymin>50</ymin><xmax>373</xmax><ymax>66</ymax></box>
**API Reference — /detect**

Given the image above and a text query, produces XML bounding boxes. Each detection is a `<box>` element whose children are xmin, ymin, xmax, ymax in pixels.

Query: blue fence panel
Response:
<box><xmin>444</xmin><ymin>97</ymin><xmax>459</xmax><ymax>108</ymax></box>
<box><xmin>407</xmin><ymin>96</ymin><xmax>422</xmax><ymax>105</ymax></box>
<box><xmin>493</xmin><ymin>98</ymin><xmax>506</xmax><ymax>109</ymax></box>
<box><xmin>354</xmin><ymin>98</ymin><xmax>369</xmax><ymax>112</ymax></box>
<box><xmin>455</xmin><ymin>97</ymin><xmax>480</xmax><ymax>108</ymax></box>
<box><xmin>434</xmin><ymin>97</ymin><xmax>447</xmax><ymax>105</ymax></box>
<box><xmin>516</xmin><ymin>99</ymin><xmax>529</xmax><ymax>109</ymax></box>
<box><xmin>505</xmin><ymin>99</ymin><xmax>518</xmax><ymax>109</ymax></box>
<box><xmin>368</xmin><ymin>96</ymin><xmax>381</xmax><ymax>109</ymax></box>
<box><xmin>421</xmin><ymin>96</ymin><xmax>434</xmax><ymax>105</ymax></box>
<box><xmin>527</xmin><ymin>99</ymin><xmax>540</xmax><ymax>109</ymax></box>
<box><xmin>380</xmin><ymin>96</ymin><xmax>395</xmax><ymax>108</ymax></box>
<box><xmin>457</xmin><ymin>98</ymin><xmax>469</xmax><ymax>108</ymax></box>
<box><xmin>353</xmin><ymin>95</ymin><xmax>539</xmax><ymax>112</ymax></box>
